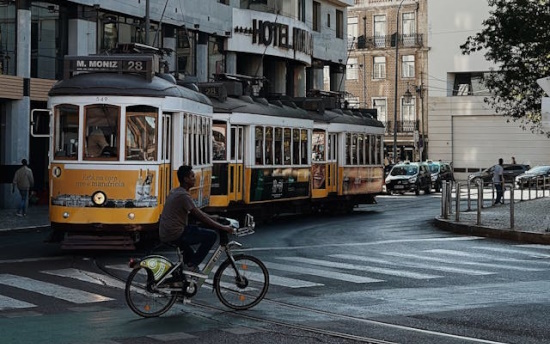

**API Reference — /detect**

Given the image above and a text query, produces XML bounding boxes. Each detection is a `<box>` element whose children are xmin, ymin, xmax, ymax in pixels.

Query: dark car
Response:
<box><xmin>385</xmin><ymin>162</ymin><xmax>432</xmax><ymax>195</ymax></box>
<box><xmin>468</xmin><ymin>164</ymin><xmax>530</xmax><ymax>185</ymax></box>
<box><xmin>426</xmin><ymin>161</ymin><xmax>454</xmax><ymax>192</ymax></box>
<box><xmin>515</xmin><ymin>165</ymin><xmax>550</xmax><ymax>188</ymax></box>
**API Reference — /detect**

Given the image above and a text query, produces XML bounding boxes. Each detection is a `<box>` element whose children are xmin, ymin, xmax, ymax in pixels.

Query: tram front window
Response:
<box><xmin>84</xmin><ymin>104</ymin><xmax>120</xmax><ymax>159</ymax></box>
<box><xmin>126</xmin><ymin>108</ymin><xmax>158</xmax><ymax>161</ymax></box>
<box><xmin>54</xmin><ymin>104</ymin><xmax>79</xmax><ymax>159</ymax></box>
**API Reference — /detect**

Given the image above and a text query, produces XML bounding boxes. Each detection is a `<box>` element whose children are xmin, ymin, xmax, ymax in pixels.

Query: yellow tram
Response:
<box><xmin>47</xmin><ymin>45</ymin><xmax>213</xmax><ymax>249</ymax></box>
<box><xmin>45</xmin><ymin>45</ymin><xmax>385</xmax><ymax>250</ymax></box>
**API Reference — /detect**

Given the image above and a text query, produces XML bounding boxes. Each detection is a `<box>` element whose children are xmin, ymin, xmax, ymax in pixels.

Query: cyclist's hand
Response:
<box><xmin>223</xmin><ymin>225</ymin><xmax>233</xmax><ymax>234</ymax></box>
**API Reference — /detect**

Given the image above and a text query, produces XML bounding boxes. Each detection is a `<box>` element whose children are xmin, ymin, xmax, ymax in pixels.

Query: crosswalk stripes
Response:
<box><xmin>2</xmin><ymin>245</ymin><xmax>550</xmax><ymax>313</ymax></box>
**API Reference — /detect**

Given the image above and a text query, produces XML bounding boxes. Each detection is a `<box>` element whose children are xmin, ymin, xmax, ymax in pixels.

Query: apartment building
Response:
<box><xmin>346</xmin><ymin>0</ymin><xmax>427</xmax><ymax>163</ymax></box>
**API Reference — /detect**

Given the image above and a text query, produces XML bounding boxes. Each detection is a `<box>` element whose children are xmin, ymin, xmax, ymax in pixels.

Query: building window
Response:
<box><xmin>313</xmin><ymin>2</ymin><xmax>321</xmax><ymax>32</ymax></box>
<box><xmin>452</xmin><ymin>72</ymin><xmax>491</xmax><ymax>96</ymax></box>
<box><xmin>373</xmin><ymin>98</ymin><xmax>387</xmax><ymax>123</ymax></box>
<box><xmin>336</xmin><ymin>10</ymin><xmax>343</xmax><ymax>38</ymax></box>
<box><xmin>348</xmin><ymin>17</ymin><xmax>358</xmax><ymax>49</ymax></box>
<box><xmin>347</xmin><ymin>58</ymin><xmax>358</xmax><ymax>80</ymax></box>
<box><xmin>298</xmin><ymin>0</ymin><xmax>305</xmax><ymax>22</ymax></box>
<box><xmin>374</xmin><ymin>15</ymin><xmax>386</xmax><ymax>47</ymax></box>
<box><xmin>402</xmin><ymin>12</ymin><xmax>416</xmax><ymax>46</ymax></box>
<box><xmin>177</xmin><ymin>28</ymin><xmax>196</xmax><ymax>76</ymax></box>
<box><xmin>402</xmin><ymin>55</ymin><xmax>415</xmax><ymax>78</ymax></box>
<box><xmin>327</xmin><ymin>13</ymin><xmax>331</xmax><ymax>28</ymax></box>
<box><xmin>208</xmin><ymin>36</ymin><xmax>224</xmax><ymax>81</ymax></box>
<box><xmin>373</xmin><ymin>56</ymin><xmax>386</xmax><ymax>79</ymax></box>
<box><xmin>401</xmin><ymin>97</ymin><xmax>416</xmax><ymax>132</ymax></box>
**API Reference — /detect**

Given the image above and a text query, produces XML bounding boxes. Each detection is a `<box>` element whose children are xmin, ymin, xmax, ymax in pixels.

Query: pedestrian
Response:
<box><xmin>511</xmin><ymin>156</ymin><xmax>517</xmax><ymax>164</ymax></box>
<box><xmin>493</xmin><ymin>158</ymin><xmax>504</xmax><ymax>205</ymax></box>
<box><xmin>12</xmin><ymin>159</ymin><xmax>34</xmax><ymax>217</ymax></box>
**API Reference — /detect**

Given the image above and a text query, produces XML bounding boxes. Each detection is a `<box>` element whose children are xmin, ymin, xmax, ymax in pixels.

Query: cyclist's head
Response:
<box><xmin>177</xmin><ymin>165</ymin><xmax>194</xmax><ymax>186</ymax></box>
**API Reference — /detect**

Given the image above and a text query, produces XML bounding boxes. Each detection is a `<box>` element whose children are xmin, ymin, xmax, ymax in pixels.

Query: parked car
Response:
<box><xmin>515</xmin><ymin>165</ymin><xmax>550</xmax><ymax>188</ymax></box>
<box><xmin>426</xmin><ymin>160</ymin><xmax>454</xmax><ymax>192</ymax></box>
<box><xmin>468</xmin><ymin>164</ymin><xmax>530</xmax><ymax>185</ymax></box>
<box><xmin>385</xmin><ymin>162</ymin><xmax>432</xmax><ymax>195</ymax></box>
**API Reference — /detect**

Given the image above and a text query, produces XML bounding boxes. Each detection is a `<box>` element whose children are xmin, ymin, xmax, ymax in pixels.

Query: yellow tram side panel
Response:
<box><xmin>311</xmin><ymin>162</ymin><xmax>333</xmax><ymax>199</ymax></box>
<box><xmin>49</xmin><ymin>164</ymin><xmax>161</xmax><ymax>225</ymax></box>
<box><xmin>337</xmin><ymin>165</ymin><xmax>385</xmax><ymax>195</ymax></box>
<box><xmin>171</xmin><ymin>166</ymin><xmax>212</xmax><ymax>208</ymax></box>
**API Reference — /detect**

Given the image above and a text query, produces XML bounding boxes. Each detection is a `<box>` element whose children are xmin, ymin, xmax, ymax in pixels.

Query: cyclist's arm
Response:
<box><xmin>189</xmin><ymin>207</ymin><xmax>232</xmax><ymax>233</ymax></box>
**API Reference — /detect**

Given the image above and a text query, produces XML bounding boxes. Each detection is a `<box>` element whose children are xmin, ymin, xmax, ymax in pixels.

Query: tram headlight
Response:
<box><xmin>91</xmin><ymin>191</ymin><xmax>107</xmax><ymax>206</ymax></box>
<box><xmin>128</xmin><ymin>213</ymin><xmax>135</xmax><ymax>220</ymax></box>
<box><xmin>52</xmin><ymin>166</ymin><xmax>61</xmax><ymax>178</ymax></box>
<box><xmin>63</xmin><ymin>212</ymin><xmax>70</xmax><ymax>219</ymax></box>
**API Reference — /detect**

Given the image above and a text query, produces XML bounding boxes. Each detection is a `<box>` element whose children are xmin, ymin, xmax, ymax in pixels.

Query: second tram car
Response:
<box><xmin>44</xmin><ymin>45</ymin><xmax>385</xmax><ymax>249</ymax></box>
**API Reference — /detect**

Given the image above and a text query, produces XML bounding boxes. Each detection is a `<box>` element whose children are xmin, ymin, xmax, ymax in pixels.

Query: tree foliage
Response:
<box><xmin>461</xmin><ymin>0</ymin><xmax>550</xmax><ymax>135</ymax></box>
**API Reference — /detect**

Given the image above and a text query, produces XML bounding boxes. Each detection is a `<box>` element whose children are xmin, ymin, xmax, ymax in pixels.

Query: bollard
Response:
<box><xmin>455</xmin><ymin>182</ymin><xmax>460</xmax><ymax>221</ymax></box>
<box><xmin>477</xmin><ymin>180</ymin><xmax>482</xmax><ymax>225</ymax></box>
<box><xmin>535</xmin><ymin>177</ymin><xmax>539</xmax><ymax>199</ymax></box>
<box><xmin>467</xmin><ymin>180</ymin><xmax>472</xmax><ymax>211</ymax></box>
<box><xmin>441</xmin><ymin>181</ymin><xmax>447</xmax><ymax>219</ymax></box>
<box><xmin>447</xmin><ymin>181</ymin><xmax>453</xmax><ymax>215</ymax></box>
<box><xmin>509</xmin><ymin>183</ymin><xmax>514</xmax><ymax>229</ymax></box>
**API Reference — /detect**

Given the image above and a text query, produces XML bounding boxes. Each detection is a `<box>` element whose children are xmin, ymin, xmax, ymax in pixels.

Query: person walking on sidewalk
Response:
<box><xmin>12</xmin><ymin>159</ymin><xmax>34</xmax><ymax>216</ymax></box>
<box><xmin>493</xmin><ymin>158</ymin><xmax>504</xmax><ymax>205</ymax></box>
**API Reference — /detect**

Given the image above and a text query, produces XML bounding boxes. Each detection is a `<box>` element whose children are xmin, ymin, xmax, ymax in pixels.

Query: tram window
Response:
<box><xmin>351</xmin><ymin>134</ymin><xmax>358</xmax><ymax>165</ymax></box>
<box><xmin>84</xmin><ymin>104</ymin><xmax>119</xmax><ymax>159</ymax></box>
<box><xmin>358</xmin><ymin>134</ymin><xmax>365</xmax><ymax>165</ymax></box>
<box><xmin>283</xmin><ymin>128</ymin><xmax>291</xmax><ymax>165</ymax></box>
<box><xmin>54</xmin><ymin>104</ymin><xmax>79</xmax><ymax>159</ymax></box>
<box><xmin>255</xmin><ymin>126</ymin><xmax>264</xmax><ymax>165</ymax></box>
<box><xmin>292</xmin><ymin>129</ymin><xmax>300</xmax><ymax>164</ymax></box>
<box><xmin>126</xmin><ymin>108</ymin><xmax>157</xmax><ymax>161</ymax></box>
<box><xmin>345</xmin><ymin>134</ymin><xmax>351</xmax><ymax>165</ymax></box>
<box><xmin>300</xmin><ymin>129</ymin><xmax>308</xmax><ymax>165</ymax></box>
<box><xmin>230</xmin><ymin>126</ymin><xmax>236</xmax><ymax>160</ymax></box>
<box><xmin>163</xmin><ymin>115</ymin><xmax>171</xmax><ymax>160</ymax></box>
<box><xmin>274</xmin><ymin>127</ymin><xmax>283</xmax><ymax>164</ymax></box>
<box><xmin>265</xmin><ymin>127</ymin><xmax>273</xmax><ymax>165</ymax></box>
<box><xmin>365</xmin><ymin>135</ymin><xmax>371</xmax><ymax>164</ymax></box>
<box><xmin>312</xmin><ymin>131</ymin><xmax>325</xmax><ymax>161</ymax></box>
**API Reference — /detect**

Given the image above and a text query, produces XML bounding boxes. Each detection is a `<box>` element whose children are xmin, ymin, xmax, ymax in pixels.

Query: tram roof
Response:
<box><xmin>48</xmin><ymin>72</ymin><xmax>212</xmax><ymax>105</ymax></box>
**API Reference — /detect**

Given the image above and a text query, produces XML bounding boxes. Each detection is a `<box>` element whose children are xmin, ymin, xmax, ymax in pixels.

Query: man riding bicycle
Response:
<box><xmin>159</xmin><ymin>165</ymin><xmax>232</xmax><ymax>274</ymax></box>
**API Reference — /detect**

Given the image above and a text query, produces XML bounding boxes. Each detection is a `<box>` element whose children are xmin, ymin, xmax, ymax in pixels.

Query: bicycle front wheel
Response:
<box><xmin>125</xmin><ymin>267</ymin><xmax>177</xmax><ymax>318</ymax></box>
<box><xmin>213</xmin><ymin>254</ymin><xmax>269</xmax><ymax>310</ymax></box>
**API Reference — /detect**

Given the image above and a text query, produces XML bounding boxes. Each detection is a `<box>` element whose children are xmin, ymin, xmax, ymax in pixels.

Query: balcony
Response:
<box><xmin>356</xmin><ymin>34</ymin><xmax>423</xmax><ymax>50</ymax></box>
<box><xmin>384</xmin><ymin>120</ymin><xmax>419</xmax><ymax>134</ymax></box>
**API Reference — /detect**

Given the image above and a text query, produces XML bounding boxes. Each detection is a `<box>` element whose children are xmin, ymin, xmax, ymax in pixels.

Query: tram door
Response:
<box><xmin>228</xmin><ymin>125</ymin><xmax>244</xmax><ymax>201</ymax></box>
<box><xmin>326</xmin><ymin>133</ymin><xmax>338</xmax><ymax>193</ymax></box>
<box><xmin>161</xmin><ymin>114</ymin><xmax>172</xmax><ymax>205</ymax></box>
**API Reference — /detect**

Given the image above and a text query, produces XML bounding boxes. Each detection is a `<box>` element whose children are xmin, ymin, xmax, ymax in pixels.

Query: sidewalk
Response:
<box><xmin>0</xmin><ymin>205</ymin><xmax>50</xmax><ymax>232</ymax></box>
<box><xmin>435</xmin><ymin>193</ymin><xmax>550</xmax><ymax>245</ymax></box>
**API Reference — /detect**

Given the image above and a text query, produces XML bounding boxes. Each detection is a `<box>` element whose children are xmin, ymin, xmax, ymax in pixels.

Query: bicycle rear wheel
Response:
<box><xmin>125</xmin><ymin>267</ymin><xmax>177</xmax><ymax>317</ymax></box>
<box><xmin>213</xmin><ymin>254</ymin><xmax>269</xmax><ymax>310</ymax></box>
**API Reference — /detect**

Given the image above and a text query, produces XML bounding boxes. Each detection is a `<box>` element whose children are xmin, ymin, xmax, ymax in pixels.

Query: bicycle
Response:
<box><xmin>125</xmin><ymin>214</ymin><xmax>269</xmax><ymax>318</ymax></box>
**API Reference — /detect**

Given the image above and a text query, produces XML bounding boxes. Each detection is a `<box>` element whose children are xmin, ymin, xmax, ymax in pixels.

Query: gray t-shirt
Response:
<box><xmin>492</xmin><ymin>164</ymin><xmax>504</xmax><ymax>183</ymax></box>
<box><xmin>159</xmin><ymin>187</ymin><xmax>196</xmax><ymax>242</ymax></box>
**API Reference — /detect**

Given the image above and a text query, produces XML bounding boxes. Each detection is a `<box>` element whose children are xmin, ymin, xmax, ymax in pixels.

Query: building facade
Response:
<box><xmin>0</xmin><ymin>0</ymin><xmax>352</xmax><ymax>208</ymax></box>
<box><xmin>346</xmin><ymin>0</ymin><xmax>428</xmax><ymax>163</ymax></box>
<box><xmin>427</xmin><ymin>0</ymin><xmax>550</xmax><ymax>181</ymax></box>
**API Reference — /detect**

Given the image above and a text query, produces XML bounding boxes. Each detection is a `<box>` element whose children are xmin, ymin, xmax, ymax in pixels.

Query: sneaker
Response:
<box><xmin>15</xmin><ymin>213</ymin><xmax>23</xmax><ymax>217</ymax></box>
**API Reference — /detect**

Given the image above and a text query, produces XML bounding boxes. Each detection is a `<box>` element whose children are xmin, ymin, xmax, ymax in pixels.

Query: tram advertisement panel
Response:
<box><xmin>250</xmin><ymin>168</ymin><xmax>310</xmax><ymax>202</ymax></box>
<box><xmin>342</xmin><ymin>166</ymin><xmax>384</xmax><ymax>195</ymax></box>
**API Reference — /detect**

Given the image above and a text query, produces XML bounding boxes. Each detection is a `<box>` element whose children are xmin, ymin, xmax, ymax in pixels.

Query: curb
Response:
<box><xmin>433</xmin><ymin>218</ymin><xmax>550</xmax><ymax>245</ymax></box>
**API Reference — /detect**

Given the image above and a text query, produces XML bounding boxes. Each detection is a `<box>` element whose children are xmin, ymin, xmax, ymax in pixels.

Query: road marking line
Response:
<box><xmin>382</xmin><ymin>252</ymin><xmax>544</xmax><ymax>271</ymax></box>
<box><xmin>0</xmin><ymin>294</ymin><xmax>36</xmax><ymax>311</ymax></box>
<box><xmin>0</xmin><ymin>257</ymin><xmax>65</xmax><ymax>264</ymax></box>
<box><xmin>245</xmin><ymin>271</ymin><xmax>322</xmax><ymax>288</ymax></box>
<box><xmin>276</xmin><ymin>257</ymin><xmax>441</xmax><ymax>279</ymax></box>
<box><xmin>42</xmin><ymin>268</ymin><xmax>127</xmax><ymax>289</ymax></box>
<box><xmin>263</xmin><ymin>261</ymin><xmax>384</xmax><ymax>283</ymax></box>
<box><xmin>474</xmin><ymin>246</ymin><xmax>550</xmax><ymax>259</ymax></box>
<box><xmin>330</xmin><ymin>254</ymin><xmax>495</xmax><ymax>276</ymax></box>
<box><xmin>427</xmin><ymin>249</ymin><xmax>549</xmax><ymax>267</ymax></box>
<box><xmin>0</xmin><ymin>274</ymin><xmax>113</xmax><ymax>303</ymax></box>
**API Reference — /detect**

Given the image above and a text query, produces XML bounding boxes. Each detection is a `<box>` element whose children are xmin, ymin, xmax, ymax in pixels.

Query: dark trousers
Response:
<box><xmin>17</xmin><ymin>189</ymin><xmax>29</xmax><ymax>214</ymax></box>
<box><xmin>173</xmin><ymin>225</ymin><xmax>217</xmax><ymax>267</ymax></box>
<box><xmin>495</xmin><ymin>183</ymin><xmax>503</xmax><ymax>204</ymax></box>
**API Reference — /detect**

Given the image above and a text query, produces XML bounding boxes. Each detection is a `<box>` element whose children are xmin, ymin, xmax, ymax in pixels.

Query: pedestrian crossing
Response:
<box><xmin>2</xmin><ymin>244</ymin><xmax>550</xmax><ymax>313</ymax></box>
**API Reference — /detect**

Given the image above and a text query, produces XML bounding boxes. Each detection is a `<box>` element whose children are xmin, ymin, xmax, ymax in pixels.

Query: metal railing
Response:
<box><xmin>440</xmin><ymin>177</ymin><xmax>549</xmax><ymax>230</ymax></box>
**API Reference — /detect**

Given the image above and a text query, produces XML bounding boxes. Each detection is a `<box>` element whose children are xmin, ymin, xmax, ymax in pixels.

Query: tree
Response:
<box><xmin>461</xmin><ymin>0</ymin><xmax>550</xmax><ymax>135</ymax></box>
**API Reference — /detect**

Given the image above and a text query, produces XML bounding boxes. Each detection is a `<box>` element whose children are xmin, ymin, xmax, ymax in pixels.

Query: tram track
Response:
<box><xmin>96</xmin><ymin>258</ymin><xmax>506</xmax><ymax>344</ymax></box>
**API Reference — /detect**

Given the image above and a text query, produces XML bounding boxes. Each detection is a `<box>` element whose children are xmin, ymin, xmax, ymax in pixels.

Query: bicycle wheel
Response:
<box><xmin>213</xmin><ymin>254</ymin><xmax>269</xmax><ymax>310</ymax></box>
<box><xmin>125</xmin><ymin>267</ymin><xmax>177</xmax><ymax>317</ymax></box>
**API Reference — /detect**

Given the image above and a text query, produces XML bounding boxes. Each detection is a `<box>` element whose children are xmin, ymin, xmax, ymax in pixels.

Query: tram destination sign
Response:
<box><xmin>64</xmin><ymin>55</ymin><xmax>159</xmax><ymax>81</ymax></box>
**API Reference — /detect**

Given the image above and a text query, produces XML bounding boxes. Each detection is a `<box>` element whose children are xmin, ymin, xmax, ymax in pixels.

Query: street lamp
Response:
<box><xmin>393</xmin><ymin>0</ymin><xmax>407</xmax><ymax>163</ymax></box>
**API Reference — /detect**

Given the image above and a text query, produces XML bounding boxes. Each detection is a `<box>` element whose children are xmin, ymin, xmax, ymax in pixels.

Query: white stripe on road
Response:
<box><xmin>382</xmin><ymin>252</ymin><xmax>544</xmax><ymax>271</ymax></box>
<box><xmin>245</xmin><ymin>271</ymin><xmax>322</xmax><ymax>288</ymax></box>
<box><xmin>42</xmin><ymin>268</ymin><xmax>127</xmax><ymax>289</ymax></box>
<box><xmin>330</xmin><ymin>254</ymin><xmax>495</xmax><ymax>276</ymax></box>
<box><xmin>473</xmin><ymin>246</ymin><xmax>550</xmax><ymax>260</ymax></box>
<box><xmin>276</xmin><ymin>257</ymin><xmax>441</xmax><ymax>280</ymax></box>
<box><xmin>264</xmin><ymin>261</ymin><xmax>383</xmax><ymax>284</ymax></box>
<box><xmin>0</xmin><ymin>274</ymin><xmax>113</xmax><ymax>303</ymax></box>
<box><xmin>427</xmin><ymin>249</ymin><xmax>550</xmax><ymax>266</ymax></box>
<box><xmin>0</xmin><ymin>294</ymin><xmax>36</xmax><ymax>311</ymax></box>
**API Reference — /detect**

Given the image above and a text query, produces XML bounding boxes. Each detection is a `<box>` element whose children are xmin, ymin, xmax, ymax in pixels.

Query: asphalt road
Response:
<box><xmin>2</xmin><ymin>194</ymin><xmax>550</xmax><ymax>343</ymax></box>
